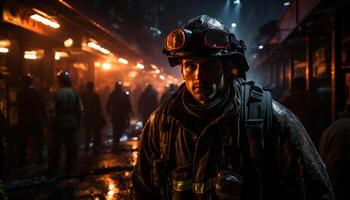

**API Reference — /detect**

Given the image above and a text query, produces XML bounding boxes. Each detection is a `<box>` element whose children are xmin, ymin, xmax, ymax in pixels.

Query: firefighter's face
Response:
<box><xmin>181</xmin><ymin>57</ymin><xmax>226</xmax><ymax>105</ymax></box>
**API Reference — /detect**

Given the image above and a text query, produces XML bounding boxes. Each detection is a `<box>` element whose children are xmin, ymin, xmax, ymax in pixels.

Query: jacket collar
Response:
<box><xmin>168</xmin><ymin>82</ymin><xmax>239</xmax><ymax>132</ymax></box>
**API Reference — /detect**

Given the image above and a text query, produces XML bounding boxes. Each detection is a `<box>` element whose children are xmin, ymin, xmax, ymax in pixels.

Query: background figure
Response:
<box><xmin>81</xmin><ymin>81</ymin><xmax>104</xmax><ymax>151</ymax></box>
<box><xmin>100</xmin><ymin>85</ymin><xmax>111</xmax><ymax>119</ymax></box>
<box><xmin>0</xmin><ymin>110</ymin><xmax>7</xmax><ymax>177</ymax></box>
<box><xmin>160</xmin><ymin>84</ymin><xmax>178</xmax><ymax>105</ymax></box>
<box><xmin>107</xmin><ymin>82</ymin><xmax>133</xmax><ymax>146</ymax></box>
<box><xmin>280</xmin><ymin>77</ymin><xmax>317</xmax><ymax>144</ymax></box>
<box><xmin>319</xmin><ymin>107</ymin><xmax>350</xmax><ymax>200</ymax></box>
<box><xmin>17</xmin><ymin>74</ymin><xmax>47</xmax><ymax>166</ymax></box>
<box><xmin>138</xmin><ymin>84</ymin><xmax>159</xmax><ymax>125</ymax></box>
<box><xmin>48</xmin><ymin>71</ymin><xmax>83</xmax><ymax>175</ymax></box>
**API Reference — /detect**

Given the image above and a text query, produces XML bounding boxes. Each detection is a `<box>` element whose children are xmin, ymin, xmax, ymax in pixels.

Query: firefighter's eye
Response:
<box><xmin>183</xmin><ymin>62</ymin><xmax>197</xmax><ymax>70</ymax></box>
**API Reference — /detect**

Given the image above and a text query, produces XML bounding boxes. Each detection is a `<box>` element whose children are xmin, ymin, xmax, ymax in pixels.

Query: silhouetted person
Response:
<box><xmin>48</xmin><ymin>71</ymin><xmax>83</xmax><ymax>175</ymax></box>
<box><xmin>100</xmin><ymin>85</ymin><xmax>111</xmax><ymax>119</ymax></box>
<box><xmin>81</xmin><ymin>81</ymin><xmax>104</xmax><ymax>151</ymax></box>
<box><xmin>319</xmin><ymin>107</ymin><xmax>350</xmax><ymax>200</ymax></box>
<box><xmin>0</xmin><ymin>110</ymin><xmax>7</xmax><ymax>176</ymax></box>
<box><xmin>17</xmin><ymin>74</ymin><xmax>47</xmax><ymax>166</ymax></box>
<box><xmin>160</xmin><ymin>84</ymin><xmax>178</xmax><ymax>104</ymax></box>
<box><xmin>37</xmin><ymin>81</ymin><xmax>51</xmax><ymax>107</ymax></box>
<box><xmin>138</xmin><ymin>84</ymin><xmax>159</xmax><ymax>125</ymax></box>
<box><xmin>280</xmin><ymin>77</ymin><xmax>316</xmax><ymax>144</ymax></box>
<box><xmin>107</xmin><ymin>82</ymin><xmax>133</xmax><ymax>146</ymax></box>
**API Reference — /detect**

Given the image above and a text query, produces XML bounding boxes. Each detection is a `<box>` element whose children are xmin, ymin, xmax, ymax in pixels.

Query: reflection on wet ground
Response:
<box><xmin>5</xmin><ymin>126</ymin><xmax>140</xmax><ymax>200</ymax></box>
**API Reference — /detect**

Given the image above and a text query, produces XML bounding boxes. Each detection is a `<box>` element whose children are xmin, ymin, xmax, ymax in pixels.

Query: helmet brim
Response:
<box><xmin>167</xmin><ymin>51</ymin><xmax>249</xmax><ymax>72</ymax></box>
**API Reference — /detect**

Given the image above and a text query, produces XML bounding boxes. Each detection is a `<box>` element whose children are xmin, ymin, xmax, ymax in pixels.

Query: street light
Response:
<box><xmin>30</xmin><ymin>14</ymin><xmax>60</xmax><ymax>29</ymax></box>
<box><xmin>64</xmin><ymin>38</ymin><xmax>74</xmax><ymax>47</ymax></box>
<box><xmin>233</xmin><ymin>0</ymin><xmax>240</xmax><ymax>4</ymax></box>
<box><xmin>102</xmin><ymin>63</ymin><xmax>112</xmax><ymax>70</ymax></box>
<box><xmin>283</xmin><ymin>2</ymin><xmax>290</xmax><ymax>6</ymax></box>
<box><xmin>231</xmin><ymin>23</ymin><xmax>237</xmax><ymax>28</ymax></box>
<box><xmin>24</xmin><ymin>50</ymin><xmax>43</xmax><ymax>60</ymax></box>
<box><xmin>258</xmin><ymin>45</ymin><xmax>264</xmax><ymax>50</ymax></box>
<box><xmin>87</xmin><ymin>42</ymin><xmax>110</xmax><ymax>55</ymax></box>
<box><xmin>150</xmin><ymin>64</ymin><xmax>158</xmax><ymax>70</ymax></box>
<box><xmin>0</xmin><ymin>47</ymin><xmax>9</xmax><ymax>54</ymax></box>
<box><xmin>118</xmin><ymin>58</ymin><xmax>128</xmax><ymax>64</ymax></box>
<box><xmin>136</xmin><ymin>63</ymin><xmax>145</xmax><ymax>70</ymax></box>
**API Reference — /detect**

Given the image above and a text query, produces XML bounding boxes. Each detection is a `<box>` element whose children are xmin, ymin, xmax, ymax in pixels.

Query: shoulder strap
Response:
<box><xmin>153</xmin><ymin>110</ymin><xmax>174</xmax><ymax>199</ymax></box>
<box><xmin>241</xmin><ymin>80</ymin><xmax>272</xmax><ymax>200</ymax></box>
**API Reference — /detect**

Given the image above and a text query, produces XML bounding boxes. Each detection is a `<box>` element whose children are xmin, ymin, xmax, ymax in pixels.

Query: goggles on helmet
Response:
<box><xmin>165</xmin><ymin>28</ymin><xmax>231</xmax><ymax>52</ymax></box>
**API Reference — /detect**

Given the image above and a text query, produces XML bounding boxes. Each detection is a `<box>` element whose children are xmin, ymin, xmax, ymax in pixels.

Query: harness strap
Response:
<box><xmin>241</xmin><ymin>81</ymin><xmax>272</xmax><ymax>200</ymax></box>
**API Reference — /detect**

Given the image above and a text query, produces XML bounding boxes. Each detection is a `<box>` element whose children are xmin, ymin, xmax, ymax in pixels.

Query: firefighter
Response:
<box><xmin>132</xmin><ymin>15</ymin><xmax>333</xmax><ymax>199</ymax></box>
<box><xmin>17</xmin><ymin>74</ymin><xmax>47</xmax><ymax>166</ymax></box>
<box><xmin>107</xmin><ymin>81</ymin><xmax>133</xmax><ymax>146</ymax></box>
<box><xmin>138</xmin><ymin>84</ymin><xmax>159</xmax><ymax>126</ymax></box>
<box><xmin>81</xmin><ymin>81</ymin><xmax>104</xmax><ymax>151</ymax></box>
<box><xmin>48</xmin><ymin>71</ymin><xmax>83</xmax><ymax>175</ymax></box>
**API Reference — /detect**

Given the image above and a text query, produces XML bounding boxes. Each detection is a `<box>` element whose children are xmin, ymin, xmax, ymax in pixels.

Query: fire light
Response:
<box><xmin>30</xmin><ymin>14</ymin><xmax>60</xmax><ymax>29</ymax></box>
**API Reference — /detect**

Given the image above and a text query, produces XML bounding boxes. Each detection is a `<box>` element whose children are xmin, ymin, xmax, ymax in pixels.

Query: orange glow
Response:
<box><xmin>130</xmin><ymin>152</ymin><xmax>138</xmax><ymax>166</ymax></box>
<box><xmin>54</xmin><ymin>52</ymin><xmax>69</xmax><ymax>60</ymax></box>
<box><xmin>95</xmin><ymin>62</ymin><xmax>101</xmax><ymax>67</ymax></box>
<box><xmin>150</xmin><ymin>64</ymin><xmax>158</xmax><ymax>70</ymax></box>
<box><xmin>128</xmin><ymin>71</ymin><xmax>137</xmax><ymax>78</ymax></box>
<box><xmin>102</xmin><ymin>63</ymin><xmax>112</xmax><ymax>70</ymax></box>
<box><xmin>124</xmin><ymin>171</ymin><xmax>131</xmax><ymax>177</ymax></box>
<box><xmin>0</xmin><ymin>40</ymin><xmax>11</xmax><ymax>47</ymax></box>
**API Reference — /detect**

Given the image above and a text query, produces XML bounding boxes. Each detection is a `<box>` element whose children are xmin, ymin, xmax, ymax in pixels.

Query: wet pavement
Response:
<box><xmin>4</xmin><ymin>125</ymin><xmax>140</xmax><ymax>200</ymax></box>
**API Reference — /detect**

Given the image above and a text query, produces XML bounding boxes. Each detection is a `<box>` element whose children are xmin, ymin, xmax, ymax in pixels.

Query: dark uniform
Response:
<box><xmin>132</xmin><ymin>15</ymin><xmax>333</xmax><ymax>200</ymax></box>
<box><xmin>17</xmin><ymin>75</ymin><xmax>47</xmax><ymax>166</ymax></box>
<box><xmin>160</xmin><ymin>84</ymin><xmax>178</xmax><ymax>105</ymax></box>
<box><xmin>138</xmin><ymin>84</ymin><xmax>159</xmax><ymax>125</ymax></box>
<box><xmin>320</xmin><ymin>111</ymin><xmax>350</xmax><ymax>200</ymax></box>
<box><xmin>107</xmin><ymin>82</ymin><xmax>133</xmax><ymax>145</ymax></box>
<box><xmin>48</xmin><ymin>71</ymin><xmax>83</xmax><ymax>175</ymax></box>
<box><xmin>81</xmin><ymin>82</ymin><xmax>104</xmax><ymax>150</ymax></box>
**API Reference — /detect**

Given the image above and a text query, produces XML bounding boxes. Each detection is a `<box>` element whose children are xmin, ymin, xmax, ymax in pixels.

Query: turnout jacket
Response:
<box><xmin>132</xmin><ymin>80</ymin><xmax>333</xmax><ymax>200</ymax></box>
